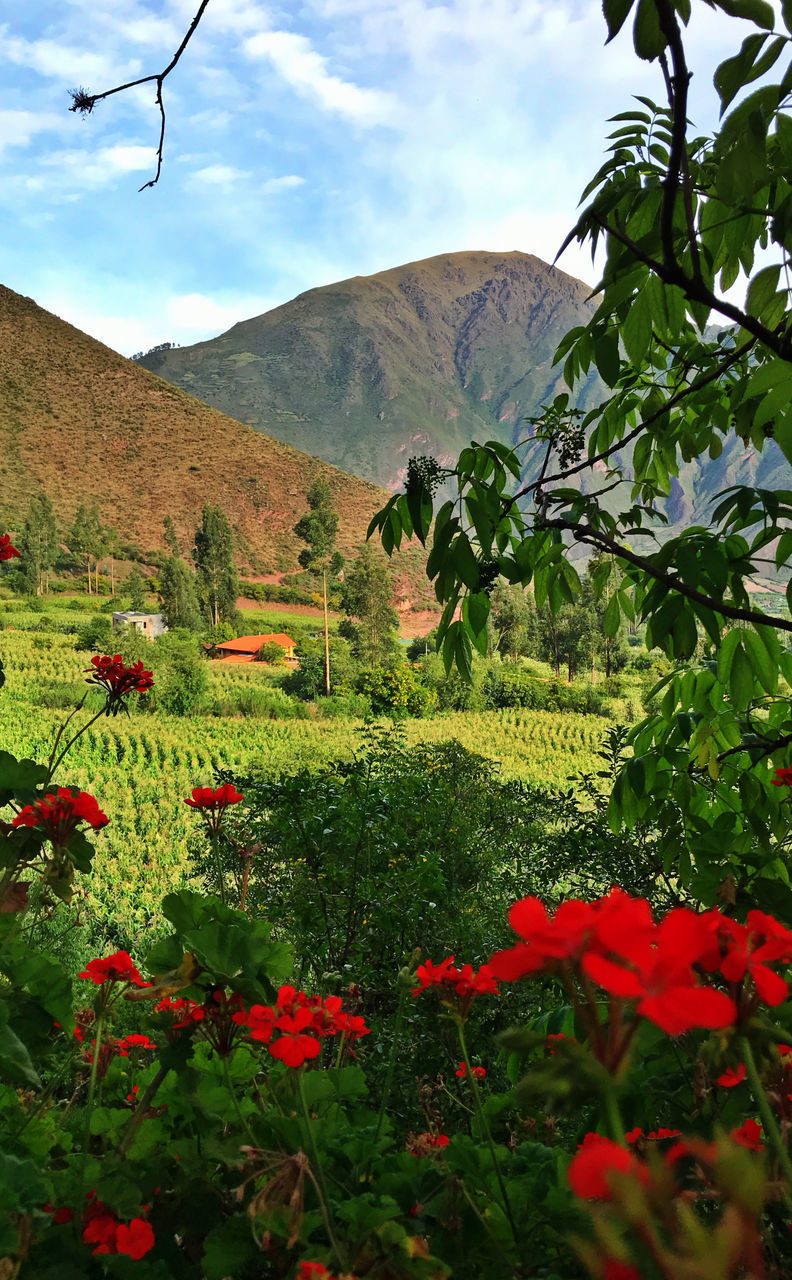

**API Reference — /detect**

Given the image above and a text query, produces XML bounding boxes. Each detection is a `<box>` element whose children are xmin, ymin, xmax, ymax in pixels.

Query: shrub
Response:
<box><xmin>75</xmin><ymin>615</ymin><xmax>113</xmax><ymax>651</ymax></box>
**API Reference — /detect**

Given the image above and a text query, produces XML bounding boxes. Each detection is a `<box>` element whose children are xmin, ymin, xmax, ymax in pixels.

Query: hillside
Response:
<box><xmin>138</xmin><ymin>251</ymin><xmax>602</xmax><ymax>489</ymax></box>
<box><xmin>0</xmin><ymin>284</ymin><xmax>387</xmax><ymax>567</ymax></box>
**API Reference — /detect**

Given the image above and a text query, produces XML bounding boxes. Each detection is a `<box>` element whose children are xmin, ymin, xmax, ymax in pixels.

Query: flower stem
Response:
<box><xmin>740</xmin><ymin>1035</ymin><xmax>792</xmax><ymax>1208</ymax></box>
<box><xmin>221</xmin><ymin>1055</ymin><xmax>258</xmax><ymax>1145</ymax></box>
<box><xmin>603</xmin><ymin>1087</ymin><xmax>627</xmax><ymax>1148</ymax></box>
<box><xmin>210</xmin><ymin>832</ymin><xmax>226</xmax><ymax>904</ymax></box>
<box><xmin>458</xmin><ymin>1021</ymin><xmax>520</xmax><ymax>1251</ymax></box>
<box><xmin>367</xmin><ymin>976</ymin><xmax>409</xmax><ymax>1168</ymax></box>
<box><xmin>297</xmin><ymin>1071</ymin><xmax>347</xmax><ymax>1270</ymax></box>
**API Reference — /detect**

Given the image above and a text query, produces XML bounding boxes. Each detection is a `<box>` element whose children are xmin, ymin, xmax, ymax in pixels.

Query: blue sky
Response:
<box><xmin>1</xmin><ymin>0</ymin><xmax>746</xmax><ymax>355</ymax></box>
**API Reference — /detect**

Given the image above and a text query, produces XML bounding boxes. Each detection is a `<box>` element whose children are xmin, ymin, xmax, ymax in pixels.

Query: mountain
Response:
<box><xmin>0</xmin><ymin>284</ymin><xmax>387</xmax><ymax>568</ymax></box>
<box><xmin>137</xmin><ymin>250</ymin><xmax>789</xmax><ymax>536</ymax></box>
<box><xmin>137</xmin><ymin>251</ymin><xmax>602</xmax><ymax>490</ymax></box>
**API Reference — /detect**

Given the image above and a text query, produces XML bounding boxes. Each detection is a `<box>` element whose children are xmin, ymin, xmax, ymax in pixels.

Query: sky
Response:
<box><xmin>0</xmin><ymin>0</ymin><xmax>754</xmax><ymax>356</ymax></box>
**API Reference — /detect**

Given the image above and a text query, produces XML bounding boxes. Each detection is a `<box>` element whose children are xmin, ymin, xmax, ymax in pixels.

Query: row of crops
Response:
<box><xmin>0</xmin><ymin>629</ymin><xmax>606</xmax><ymax>948</ymax></box>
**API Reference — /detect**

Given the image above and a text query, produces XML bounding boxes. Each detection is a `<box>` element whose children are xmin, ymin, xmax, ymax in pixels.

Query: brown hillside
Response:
<box><xmin>0</xmin><ymin>284</ymin><xmax>387</xmax><ymax>565</ymax></box>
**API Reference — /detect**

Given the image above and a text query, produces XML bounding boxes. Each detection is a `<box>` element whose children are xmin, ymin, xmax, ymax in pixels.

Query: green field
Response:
<box><xmin>0</xmin><ymin>622</ymin><xmax>608</xmax><ymax>945</ymax></box>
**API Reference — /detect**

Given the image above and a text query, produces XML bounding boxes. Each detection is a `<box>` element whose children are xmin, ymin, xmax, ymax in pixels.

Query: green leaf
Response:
<box><xmin>604</xmin><ymin>0</ymin><xmax>637</xmax><ymax>42</ymax></box>
<box><xmin>633</xmin><ymin>0</ymin><xmax>668</xmax><ymax>59</ymax></box>
<box><xmin>713</xmin><ymin>0</ymin><xmax>775</xmax><ymax>29</ymax></box>
<box><xmin>603</xmin><ymin>592</ymin><xmax>621</xmax><ymax>638</ymax></box>
<box><xmin>593</xmin><ymin>332</ymin><xmax>621</xmax><ymax>387</ymax></box>
<box><xmin>729</xmin><ymin>640</ymin><xmax>756</xmax><ymax>710</ymax></box>
<box><xmin>0</xmin><ymin>1005</ymin><xmax>41</xmax><ymax>1089</ymax></box>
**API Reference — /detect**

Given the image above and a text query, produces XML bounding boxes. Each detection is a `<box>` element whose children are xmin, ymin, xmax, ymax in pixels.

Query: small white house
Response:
<box><xmin>112</xmin><ymin>611</ymin><xmax>168</xmax><ymax>639</ymax></box>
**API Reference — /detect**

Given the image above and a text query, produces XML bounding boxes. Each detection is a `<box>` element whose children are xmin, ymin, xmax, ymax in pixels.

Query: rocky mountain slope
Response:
<box><xmin>137</xmin><ymin>251</ymin><xmax>602</xmax><ymax>489</ymax></box>
<box><xmin>138</xmin><ymin>251</ymin><xmax>787</xmax><ymax>533</ymax></box>
<box><xmin>0</xmin><ymin>284</ymin><xmax>387</xmax><ymax>567</ymax></box>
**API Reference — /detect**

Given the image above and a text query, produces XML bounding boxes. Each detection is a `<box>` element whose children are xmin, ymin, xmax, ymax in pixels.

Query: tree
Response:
<box><xmin>370</xmin><ymin>0</ymin><xmax>792</xmax><ymax>919</ymax></box>
<box><xmin>159</xmin><ymin>552</ymin><xmax>202</xmax><ymax>632</ymax></box>
<box><xmin>69</xmin><ymin>504</ymin><xmax>105</xmax><ymax>596</ymax></box>
<box><xmin>192</xmin><ymin>505</ymin><xmax>240</xmax><ymax>629</ymax></box>
<box><xmin>126</xmin><ymin>566</ymin><xmax>147</xmax><ymax>612</ymax></box>
<box><xmin>294</xmin><ymin>478</ymin><xmax>344</xmax><ymax>696</ymax></box>
<box><xmin>16</xmin><ymin>495</ymin><xmax>58</xmax><ymax>596</ymax></box>
<box><xmin>490</xmin><ymin>582</ymin><xmax>536</xmax><ymax>662</ymax></box>
<box><xmin>338</xmin><ymin>543</ymin><xmax>399</xmax><ymax>669</ymax></box>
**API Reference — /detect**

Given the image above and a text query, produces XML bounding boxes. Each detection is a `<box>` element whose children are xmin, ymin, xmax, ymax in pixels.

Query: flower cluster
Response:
<box><xmin>297</xmin><ymin>1263</ymin><xmax>356</xmax><ymax>1280</ymax></box>
<box><xmin>12</xmin><ymin>788</ymin><xmax>109</xmax><ymax>846</ymax></box>
<box><xmin>0</xmin><ymin>534</ymin><xmax>20</xmax><ymax>561</ymax></box>
<box><xmin>455</xmin><ymin>1062</ymin><xmax>486</xmax><ymax>1078</ymax></box>
<box><xmin>412</xmin><ymin>956</ymin><xmax>498</xmax><ymax>1020</ymax></box>
<box><xmin>85</xmin><ymin>654</ymin><xmax>154</xmax><ymax>710</ymax></box>
<box><xmin>489</xmin><ymin>889</ymin><xmax>792</xmax><ymax>1040</ymax></box>
<box><xmin>81</xmin><ymin>1196</ymin><xmax>155</xmax><ymax>1259</ymax></box>
<box><xmin>155</xmin><ymin>989</ymin><xmax>245</xmax><ymax>1057</ymax></box>
<box><xmin>184</xmin><ymin>783</ymin><xmax>244</xmax><ymax>834</ymax></box>
<box><xmin>232</xmin><ymin>984</ymin><xmax>370</xmax><ymax>1068</ymax></box>
<box><xmin>771</xmin><ymin>766</ymin><xmax>792</xmax><ymax>787</ymax></box>
<box><xmin>406</xmin><ymin>1131</ymin><xmax>450</xmax><ymax>1158</ymax></box>
<box><xmin>79</xmin><ymin>951</ymin><xmax>147</xmax><ymax>988</ymax></box>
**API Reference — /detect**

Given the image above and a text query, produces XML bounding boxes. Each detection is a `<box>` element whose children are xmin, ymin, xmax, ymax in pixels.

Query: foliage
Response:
<box><xmin>159</xmin><ymin>550</ymin><xmax>202</xmax><ymax>632</ymax></box>
<box><xmin>370</xmin><ymin>0</ymin><xmax>792</xmax><ymax>916</ymax></box>
<box><xmin>75</xmin><ymin>615</ymin><xmax>113</xmax><ymax>653</ymax></box>
<box><xmin>152</xmin><ymin>631</ymin><xmax>209</xmax><ymax>717</ymax></box>
<box><xmin>125</xmin><ymin>566</ymin><xmax>147</xmax><ymax>612</ymax></box>
<box><xmin>16</xmin><ymin>494</ymin><xmax>58</xmax><ymax>597</ymax></box>
<box><xmin>339</xmin><ymin>543</ymin><xmax>400</xmax><ymax>668</ymax></box>
<box><xmin>192</xmin><ymin>505</ymin><xmax>240</xmax><ymax>630</ymax></box>
<box><xmin>255</xmin><ymin>640</ymin><xmax>287</xmax><ymax>664</ymax></box>
<box><xmin>356</xmin><ymin>664</ymin><xmax>436</xmax><ymax>718</ymax></box>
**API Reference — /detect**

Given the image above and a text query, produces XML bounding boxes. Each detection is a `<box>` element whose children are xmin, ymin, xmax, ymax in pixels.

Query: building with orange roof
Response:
<box><xmin>209</xmin><ymin>633</ymin><xmax>297</xmax><ymax>664</ymax></box>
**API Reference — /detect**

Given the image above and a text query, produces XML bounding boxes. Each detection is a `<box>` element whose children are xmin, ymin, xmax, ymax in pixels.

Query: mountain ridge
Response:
<box><xmin>0</xmin><ymin>283</ymin><xmax>387</xmax><ymax>568</ymax></box>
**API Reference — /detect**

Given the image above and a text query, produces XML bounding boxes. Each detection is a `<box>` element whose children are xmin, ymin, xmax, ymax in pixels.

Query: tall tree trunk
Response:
<box><xmin>605</xmin><ymin>636</ymin><xmax>612</xmax><ymax>679</ymax></box>
<box><xmin>110</xmin><ymin>556</ymin><xmax>115</xmax><ymax>596</ymax></box>
<box><xmin>323</xmin><ymin>570</ymin><xmax>330</xmax><ymax>697</ymax></box>
<box><xmin>86</xmin><ymin>555</ymin><xmax>92</xmax><ymax>595</ymax></box>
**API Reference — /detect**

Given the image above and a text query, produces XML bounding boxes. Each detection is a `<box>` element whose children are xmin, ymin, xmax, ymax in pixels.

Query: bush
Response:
<box><xmin>254</xmin><ymin>640</ymin><xmax>286</xmax><ymax>664</ymax></box>
<box><xmin>356</xmin><ymin>663</ymin><xmax>436</xmax><ymax>717</ymax></box>
<box><xmin>75</xmin><ymin>615</ymin><xmax>113</xmax><ymax>651</ymax></box>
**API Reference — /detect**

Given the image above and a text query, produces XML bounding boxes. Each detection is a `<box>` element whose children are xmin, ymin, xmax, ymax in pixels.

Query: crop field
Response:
<box><xmin>0</xmin><ymin>626</ymin><xmax>607</xmax><ymax>946</ymax></box>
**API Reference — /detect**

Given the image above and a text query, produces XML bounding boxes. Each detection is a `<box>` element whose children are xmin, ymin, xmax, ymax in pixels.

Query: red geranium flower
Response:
<box><xmin>717</xmin><ymin>1063</ymin><xmax>746</xmax><ymax>1087</ymax></box>
<box><xmin>408</xmin><ymin>1132</ymin><xmax>451</xmax><ymax>1157</ymax></box>
<box><xmin>730</xmin><ymin>1118</ymin><xmax>763</xmax><ymax>1151</ymax></box>
<box><xmin>115</xmin><ymin>1218</ymin><xmax>155</xmax><ymax>1260</ymax></box>
<box><xmin>184</xmin><ymin>783</ymin><xmax>244</xmax><ymax>834</ymax></box>
<box><xmin>298</xmin><ymin>1264</ymin><xmax>332</xmax><ymax>1280</ymax></box>
<box><xmin>118</xmin><ymin>1033</ymin><xmax>157</xmax><ymax>1052</ymax></box>
<box><xmin>771</xmin><ymin>767</ymin><xmax>792</xmax><ymax>787</ymax></box>
<box><xmin>269</xmin><ymin>1008</ymin><xmax>322</xmax><ymax>1067</ymax></box>
<box><xmin>0</xmin><ymin>534</ymin><xmax>21</xmax><ymax>561</ymax></box>
<box><xmin>86</xmin><ymin>654</ymin><xmax>154</xmax><ymax>706</ymax></box>
<box><xmin>717</xmin><ymin>910</ymin><xmax>792</xmax><ymax>1006</ymax></box>
<box><xmin>79</xmin><ymin>951</ymin><xmax>146</xmax><ymax>988</ymax></box>
<box><xmin>12</xmin><ymin>788</ymin><xmax>109</xmax><ymax>846</ymax></box>
<box><xmin>455</xmin><ymin>1062</ymin><xmax>486</xmax><ymax>1078</ymax></box>
<box><xmin>603</xmin><ymin>1260</ymin><xmax>640</xmax><ymax>1280</ymax></box>
<box><xmin>568</xmin><ymin>1134</ymin><xmax>648</xmax><ymax>1200</ymax></box>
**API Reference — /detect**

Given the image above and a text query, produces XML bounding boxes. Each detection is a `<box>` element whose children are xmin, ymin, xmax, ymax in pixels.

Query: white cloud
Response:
<box><xmin>188</xmin><ymin>162</ymin><xmax>250</xmax><ymax>186</ymax></box>
<box><xmin>35</xmin><ymin>142</ymin><xmax>159</xmax><ymax>190</ymax></box>
<box><xmin>244</xmin><ymin>30</ymin><xmax>397</xmax><ymax>125</ymax></box>
<box><xmin>0</xmin><ymin>109</ymin><xmax>65</xmax><ymax>155</ymax></box>
<box><xmin>164</xmin><ymin>292</ymin><xmax>277</xmax><ymax>334</ymax></box>
<box><xmin>0</xmin><ymin>26</ymin><xmax>140</xmax><ymax>84</ymax></box>
<box><xmin>261</xmin><ymin>173</ymin><xmax>305</xmax><ymax>193</ymax></box>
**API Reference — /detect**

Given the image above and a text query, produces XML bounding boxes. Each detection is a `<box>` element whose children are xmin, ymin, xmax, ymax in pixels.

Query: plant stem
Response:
<box><xmin>603</xmin><ymin>1087</ymin><xmax>627</xmax><ymax>1148</ymax></box>
<box><xmin>49</xmin><ymin>704</ymin><xmax>106</xmax><ymax>781</ymax></box>
<box><xmin>458</xmin><ymin>1020</ymin><xmax>520</xmax><ymax>1250</ymax></box>
<box><xmin>221</xmin><ymin>1055</ymin><xmax>258</xmax><ymax>1145</ymax></box>
<box><xmin>118</xmin><ymin>1063</ymin><xmax>169</xmax><ymax>1157</ymax></box>
<box><xmin>740</xmin><ymin>1035</ymin><xmax>792</xmax><ymax>1209</ymax></box>
<box><xmin>210</xmin><ymin>832</ymin><xmax>226</xmax><ymax>904</ymax></box>
<box><xmin>368</xmin><ymin>978</ymin><xmax>409</xmax><ymax>1165</ymax></box>
<box><xmin>297</xmin><ymin>1071</ymin><xmax>347</xmax><ymax>1270</ymax></box>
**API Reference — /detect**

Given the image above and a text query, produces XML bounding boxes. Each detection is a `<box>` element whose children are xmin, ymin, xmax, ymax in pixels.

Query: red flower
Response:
<box><xmin>568</xmin><ymin>1134</ymin><xmax>648</xmax><ymax>1200</ymax></box>
<box><xmin>298</xmin><ymin>1264</ymin><xmax>332</xmax><ymax>1280</ymax></box>
<box><xmin>408</xmin><ymin>1132</ymin><xmax>451</xmax><ymax>1157</ymax></box>
<box><xmin>86</xmin><ymin>654</ymin><xmax>154</xmax><ymax>705</ymax></box>
<box><xmin>115</xmin><ymin>1218</ymin><xmax>155</xmax><ymax>1260</ymax></box>
<box><xmin>717</xmin><ymin>1063</ymin><xmax>746</xmax><ymax>1087</ymax></box>
<box><xmin>603</xmin><ymin>1260</ymin><xmax>640</xmax><ymax>1280</ymax></box>
<box><xmin>269</xmin><ymin>1008</ymin><xmax>322</xmax><ymax>1067</ymax></box>
<box><xmin>730</xmin><ymin>1118</ymin><xmax>763</xmax><ymax>1151</ymax></box>
<box><xmin>184</xmin><ymin>783</ymin><xmax>244</xmax><ymax>834</ymax></box>
<box><xmin>717</xmin><ymin>911</ymin><xmax>792</xmax><ymax>1006</ymax></box>
<box><xmin>12</xmin><ymin>788</ymin><xmax>109</xmax><ymax>845</ymax></box>
<box><xmin>79</xmin><ymin>951</ymin><xmax>146</xmax><ymax>988</ymax></box>
<box><xmin>771</xmin><ymin>767</ymin><xmax>792</xmax><ymax>787</ymax></box>
<box><xmin>411</xmin><ymin>955</ymin><xmax>497</xmax><ymax>1018</ymax></box>
<box><xmin>455</xmin><ymin>1062</ymin><xmax>486</xmax><ymax>1078</ymax></box>
<box><xmin>118</xmin><ymin>1033</ymin><xmax>157</xmax><ymax>1051</ymax></box>
<box><xmin>581</xmin><ymin>907</ymin><xmax>738</xmax><ymax>1035</ymax></box>
<box><xmin>234</xmin><ymin>1003</ymin><xmax>276</xmax><ymax>1043</ymax></box>
<box><xmin>0</xmin><ymin>534</ymin><xmax>20</xmax><ymax>561</ymax></box>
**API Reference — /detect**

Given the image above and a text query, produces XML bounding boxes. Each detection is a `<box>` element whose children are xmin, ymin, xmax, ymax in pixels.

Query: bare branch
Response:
<box><xmin>69</xmin><ymin>0</ymin><xmax>212</xmax><ymax>190</ymax></box>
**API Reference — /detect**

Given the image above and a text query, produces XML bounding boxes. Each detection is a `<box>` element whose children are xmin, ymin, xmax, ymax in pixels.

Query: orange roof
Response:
<box><xmin>214</xmin><ymin>633</ymin><xmax>296</xmax><ymax>653</ymax></box>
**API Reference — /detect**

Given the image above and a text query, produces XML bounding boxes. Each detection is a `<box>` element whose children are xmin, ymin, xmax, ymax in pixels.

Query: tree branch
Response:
<box><xmin>510</xmin><ymin>337</ymin><xmax>754</xmax><ymax>503</ymax></box>
<box><xmin>69</xmin><ymin>0</ymin><xmax>212</xmax><ymax>190</ymax></box>
<box><xmin>538</xmin><ymin>517</ymin><xmax>792</xmax><ymax>634</ymax></box>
